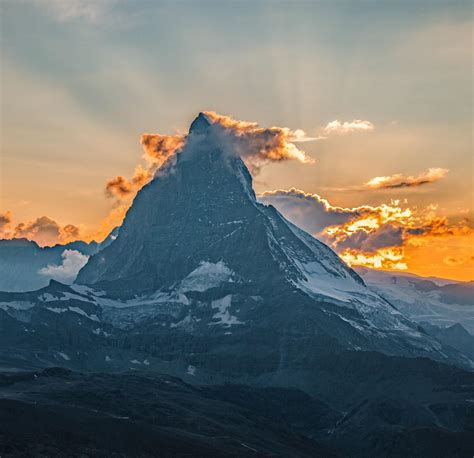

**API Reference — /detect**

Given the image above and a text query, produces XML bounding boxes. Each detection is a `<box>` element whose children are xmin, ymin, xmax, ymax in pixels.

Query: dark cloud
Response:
<box><xmin>259</xmin><ymin>188</ymin><xmax>358</xmax><ymax>234</ymax></box>
<box><xmin>331</xmin><ymin>224</ymin><xmax>405</xmax><ymax>252</ymax></box>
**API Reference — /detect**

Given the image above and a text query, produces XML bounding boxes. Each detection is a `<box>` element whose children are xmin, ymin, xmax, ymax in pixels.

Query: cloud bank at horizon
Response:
<box><xmin>259</xmin><ymin>188</ymin><xmax>473</xmax><ymax>271</ymax></box>
<box><xmin>0</xmin><ymin>211</ymin><xmax>81</xmax><ymax>247</ymax></box>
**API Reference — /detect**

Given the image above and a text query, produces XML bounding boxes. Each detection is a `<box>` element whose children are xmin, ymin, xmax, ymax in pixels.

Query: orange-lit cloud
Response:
<box><xmin>105</xmin><ymin>112</ymin><xmax>316</xmax><ymax>203</ymax></box>
<box><xmin>140</xmin><ymin>133</ymin><xmax>185</xmax><ymax>165</ymax></box>
<box><xmin>259</xmin><ymin>188</ymin><xmax>473</xmax><ymax>272</ymax></box>
<box><xmin>105</xmin><ymin>134</ymin><xmax>184</xmax><ymax>203</ymax></box>
<box><xmin>365</xmin><ymin>167</ymin><xmax>449</xmax><ymax>189</ymax></box>
<box><xmin>323</xmin><ymin>119</ymin><xmax>374</xmax><ymax>134</ymax></box>
<box><xmin>61</xmin><ymin>224</ymin><xmax>81</xmax><ymax>241</ymax></box>
<box><xmin>443</xmin><ymin>255</ymin><xmax>474</xmax><ymax>266</ymax></box>
<box><xmin>203</xmin><ymin>111</ymin><xmax>315</xmax><ymax>168</ymax></box>
<box><xmin>0</xmin><ymin>212</ymin><xmax>82</xmax><ymax>247</ymax></box>
<box><xmin>96</xmin><ymin>113</ymin><xmax>320</xmax><ymax>244</ymax></box>
<box><xmin>260</xmin><ymin>188</ymin><xmax>411</xmax><ymax>235</ymax></box>
<box><xmin>340</xmin><ymin>247</ymin><xmax>407</xmax><ymax>271</ymax></box>
<box><xmin>105</xmin><ymin>165</ymin><xmax>152</xmax><ymax>200</ymax></box>
<box><xmin>0</xmin><ymin>211</ymin><xmax>13</xmax><ymax>237</ymax></box>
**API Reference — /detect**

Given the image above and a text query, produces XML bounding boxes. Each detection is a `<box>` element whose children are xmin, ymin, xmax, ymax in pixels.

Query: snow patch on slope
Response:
<box><xmin>0</xmin><ymin>301</ymin><xmax>35</xmax><ymax>311</ymax></box>
<box><xmin>179</xmin><ymin>261</ymin><xmax>234</xmax><ymax>292</ymax></box>
<box><xmin>209</xmin><ymin>295</ymin><xmax>243</xmax><ymax>327</ymax></box>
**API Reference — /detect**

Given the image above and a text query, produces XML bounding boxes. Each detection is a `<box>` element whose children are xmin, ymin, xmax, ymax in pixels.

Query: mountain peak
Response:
<box><xmin>189</xmin><ymin>112</ymin><xmax>212</xmax><ymax>134</ymax></box>
<box><xmin>77</xmin><ymin>115</ymin><xmax>370</xmax><ymax>305</ymax></box>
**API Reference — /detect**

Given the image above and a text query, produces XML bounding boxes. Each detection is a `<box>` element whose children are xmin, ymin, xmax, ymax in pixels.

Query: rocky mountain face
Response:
<box><xmin>1</xmin><ymin>113</ymin><xmax>473</xmax><ymax>457</ymax></box>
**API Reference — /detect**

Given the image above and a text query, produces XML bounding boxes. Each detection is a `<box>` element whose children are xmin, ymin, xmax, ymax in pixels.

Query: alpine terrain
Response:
<box><xmin>1</xmin><ymin>113</ymin><xmax>473</xmax><ymax>457</ymax></box>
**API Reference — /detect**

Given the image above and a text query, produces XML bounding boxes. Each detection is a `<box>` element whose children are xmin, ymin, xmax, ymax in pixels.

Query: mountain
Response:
<box><xmin>357</xmin><ymin>267</ymin><xmax>474</xmax><ymax>334</ymax></box>
<box><xmin>0</xmin><ymin>230</ymin><xmax>118</xmax><ymax>292</ymax></box>
<box><xmin>73</xmin><ymin>113</ymin><xmax>466</xmax><ymax>366</ymax></box>
<box><xmin>1</xmin><ymin>113</ymin><xmax>473</xmax><ymax>456</ymax></box>
<box><xmin>78</xmin><ymin>112</ymin><xmax>366</xmax><ymax>299</ymax></box>
<box><xmin>420</xmin><ymin>322</ymin><xmax>474</xmax><ymax>361</ymax></box>
<box><xmin>0</xmin><ymin>113</ymin><xmax>470</xmax><ymax>375</ymax></box>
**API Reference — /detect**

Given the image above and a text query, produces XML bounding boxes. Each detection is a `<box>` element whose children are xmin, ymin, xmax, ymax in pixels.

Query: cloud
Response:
<box><xmin>203</xmin><ymin>111</ymin><xmax>316</xmax><ymax>169</ymax></box>
<box><xmin>140</xmin><ymin>133</ymin><xmax>185</xmax><ymax>165</ymax></box>
<box><xmin>39</xmin><ymin>249</ymin><xmax>89</xmax><ymax>283</ymax></box>
<box><xmin>340</xmin><ymin>248</ymin><xmax>407</xmax><ymax>271</ymax></box>
<box><xmin>259</xmin><ymin>188</ymin><xmax>473</xmax><ymax>271</ymax></box>
<box><xmin>105</xmin><ymin>165</ymin><xmax>152</xmax><ymax>200</ymax></box>
<box><xmin>14</xmin><ymin>216</ymin><xmax>62</xmax><ymax>247</ymax></box>
<box><xmin>260</xmin><ymin>188</ymin><xmax>413</xmax><ymax>271</ymax></box>
<box><xmin>259</xmin><ymin>189</ymin><xmax>359</xmax><ymax>234</ymax></box>
<box><xmin>105</xmin><ymin>112</ymin><xmax>316</xmax><ymax>203</ymax></box>
<box><xmin>0</xmin><ymin>211</ymin><xmax>13</xmax><ymax>237</ymax></box>
<box><xmin>323</xmin><ymin>119</ymin><xmax>375</xmax><ymax>134</ymax></box>
<box><xmin>0</xmin><ymin>212</ymin><xmax>81</xmax><ymax>247</ymax></box>
<box><xmin>61</xmin><ymin>224</ymin><xmax>81</xmax><ymax>241</ymax></box>
<box><xmin>260</xmin><ymin>188</ymin><xmax>413</xmax><ymax>237</ymax></box>
<box><xmin>365</xmin><ymin>168</ymin><xmax>449</xmax><ymax>189</ymax></box>
<box><xmin>443</xmin><ymin>255</ymin><xmax>474</xmax><ymax>266</ymax></box>
<box><xmin>289</xmin><ymin>129</ymin><xmax>326</xmax><ymax>143</ymax></box>
<box><xmin>105</xmin><ymin>134</ymin><xmax>184</xmax><ymax>202</ymax></box>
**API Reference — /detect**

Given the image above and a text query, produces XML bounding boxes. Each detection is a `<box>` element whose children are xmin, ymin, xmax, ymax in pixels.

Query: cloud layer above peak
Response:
<box><xmin>104</xmin><ymin>112</ymin><xmax>317</xmax><ymax>204</ymax></box>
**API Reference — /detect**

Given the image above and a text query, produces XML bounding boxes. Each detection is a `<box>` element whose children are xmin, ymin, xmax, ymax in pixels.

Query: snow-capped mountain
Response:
<box><xmin>0</xmin><ymin>113</ymin><xmax>471</xmax><ymax>379</ymax></box>
<box><xmin>357</xmin><ymin>267</ymin><xmax>474</xmax><ymax>334</ymax></box>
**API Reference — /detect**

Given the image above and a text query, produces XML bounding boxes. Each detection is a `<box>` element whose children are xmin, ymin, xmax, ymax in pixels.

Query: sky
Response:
<box><xmin>0</xmin><ymin>0</ymin><xmax>472</xmax><ymax>281</ymax></box>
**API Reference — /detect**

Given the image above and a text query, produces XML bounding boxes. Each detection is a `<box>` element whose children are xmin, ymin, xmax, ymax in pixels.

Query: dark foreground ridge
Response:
<box><xmin>0</xmin><ymin>363</ymin><xmax>473</xmax><ymax>457</ymax></box>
